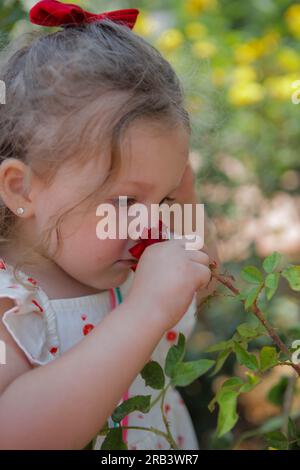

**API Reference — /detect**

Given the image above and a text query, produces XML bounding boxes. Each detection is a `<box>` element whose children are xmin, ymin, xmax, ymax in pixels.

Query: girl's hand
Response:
<box><xmin>126</xmin><ymin>235</ymin><xmax>211</xmax><ymax>332</ymax></box>
<box><xmin>167</xmin><ymin>160</ymin><xmax>221</xmax><ymax>308</ymax></box>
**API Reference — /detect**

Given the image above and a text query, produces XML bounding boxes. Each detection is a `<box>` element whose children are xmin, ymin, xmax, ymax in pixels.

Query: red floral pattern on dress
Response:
<box><xmin>32</xmin><ymin>299</ymin><xmax>44</xmax><ymax>313</ymax></box>
<box><xmin>27</xmin><ymin>277</ymin><xmax>38</xmax><ymax>286</ymax></box>
<box><xmin>83</xmin><ymin>323</ymin><xmax>94</xmax><ymax>335</ymax></box>
<box><xmin>0</xmin><ymin>259</ymin><xmax>6</xmax><ymax>270</ymax></box>
<box><xmin>50</xmin><ymin>346</ymin><xmax>58</xmax><ymax>355</ymax></box>
<box><xmin>81</xmin><ymin>314</ymin><xmax>87</xmax><ymax>321</ymax></box>
<box><xmin>166</xmin><ymin>330</ymin><xmax>177</xmax><ymax>342</ymax></box>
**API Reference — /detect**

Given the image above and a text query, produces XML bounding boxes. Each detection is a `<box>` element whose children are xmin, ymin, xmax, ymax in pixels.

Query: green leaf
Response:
<box><xmin>233</xmin><ymin>342</ymin><xmax>259</xmax><ymax>371</ymax></box>
<box><xmin>209</xmin><ymin>377</ymin><xmax>244</xmax><ymax>413</ymax></box>
<box><xmin>282</xmin><ymin>266</ymin><xmax>300</xmax><ymax>291</ymax></box>
<box><xmin>241</xmin><ymin>266</ymin><xmax>263</xmax><ymax>284</ymax></box>
<box><xmin>259</xmin><ymin>346</ymin><xmax>278</xmax><ymax>372</ymax></box>
<box><xmin>256</xmin><ymin>288</ymin><xmax>269</xmax><ymax>311</ymax></box>
<box><xmin>221</xmin><ymin>377</ymin><xmax>245</xmax><ymax>391</ymax></box>
<box><xmin>236</xmin><ymin>291</ymin><xmax>248</xmax><ymax>302</ymax></box>
<box><xmin>240</xmin><ymin>372</ymin><xmax>261</xmax><ymax>393</ymax></box>
<box><xmin>209</xmin><ymin>349</ymin><xmax>232</xmax><ymax>377</ymax></box>
<box><xmin>141</xmin><ymin>361</ymin><xmax>165</xmax><ymax>390</ymax></box>
<box><xmin>244</xmin><ymin>285</ymin><xmax>261</xmax><ymax>310</ymax></box>
<box><xmin>267</xmin><ymin>377</ymin><xmax>289</xmax><ymax>406</ymax></box>
<box><xmin>216</xmin><ymin>389</ymin><xmax>239</xmax><ymax>438</ymax></box>
<box><xmin>204</xmin><ymin>339</ymin><xmax>233</xmax><ymax>353</ymax></box>
<box><xmin>264</xmin><ymin>431</ymin><xmax>288</xmax><ymax>450</ymax></box>
<box><xmin>237</xmin><ymin>323</ymin><xmax>259</xmax><ymax>338</ymax></box>
<box><xmin>171</xmin><ymin>359</ymin><xmax>215</xmax><ymax>387</ymax></box>
<box><xmin>265</xmin><ymin>273</ymin><xmax>280</xmax><ymax>300</ymax></box>
<box><xmin>111</xmin><ymin>395</ymin><xmax>151</xmax><ymax>423</ymax></box>
<box><xmin>98</xmin><ymin>420</ymin><xmax>109</xmax><ymax>436</ymax></box>
<box><xmin>288</xmin><ymin>417</ymin><xmax>297</xmax><ymax>441</ymax></box>
<box><xmin>164</xmin><ymin>333</ymin><xmax>186</xmax><ymax>377</ymax></box>
<box><xmin>263</xmin><ymin>252</ymin><xmax>281</xmax><ymax>274</ymax></box>
<box><xmin>101</xmin><ymin>427</ymin><xmax>128</xmax><ymax>450</ymax></box>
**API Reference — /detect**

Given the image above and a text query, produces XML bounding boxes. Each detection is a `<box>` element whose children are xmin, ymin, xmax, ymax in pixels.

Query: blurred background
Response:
<box><xmin>1</xmin><ymin>0</ymin><xmax>300</xmax><ymax>450</ymax></box>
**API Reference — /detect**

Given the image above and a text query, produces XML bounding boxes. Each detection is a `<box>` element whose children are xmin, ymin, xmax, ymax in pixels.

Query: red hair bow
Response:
<box><xmin>128</xmin><ymin>220</ymin><xmax>170</xmax><ymax>272</ymax></box>
<box><xmin>29</xmin><ymin>0</ymin><xmax>139</xmax><ymax>29</ymax></box>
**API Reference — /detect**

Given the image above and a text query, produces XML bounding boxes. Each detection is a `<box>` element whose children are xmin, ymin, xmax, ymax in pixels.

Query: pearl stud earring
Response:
<box><xmin>16</xmin><ymin>207</ymin><xmax>25</xmax><ymax>215</ymax></box>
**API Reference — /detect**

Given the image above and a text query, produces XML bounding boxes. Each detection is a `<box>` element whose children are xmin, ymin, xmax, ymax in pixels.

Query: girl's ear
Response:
<box><xmin>0</xmin><ymin>158</ymin><xmax>36</xmax><ymax>217</ymax></box>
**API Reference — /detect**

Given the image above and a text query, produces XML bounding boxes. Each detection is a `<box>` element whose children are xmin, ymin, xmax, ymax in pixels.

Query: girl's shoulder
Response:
<box><xmin>0</xmin><ymin>258</ymin><xmax>60</xmax><ymax>367</ymax></box>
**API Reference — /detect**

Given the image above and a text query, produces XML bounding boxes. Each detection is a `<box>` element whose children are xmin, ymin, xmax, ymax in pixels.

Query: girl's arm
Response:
<box><xmin>0</xmin><ymin>296</ymin><xmax>166</xmax><ymax>449</ymax></box>
<box><xmin>169</xmin><ymin>161</ymin><xmax>220</xmax><ymax>307</ymax></box>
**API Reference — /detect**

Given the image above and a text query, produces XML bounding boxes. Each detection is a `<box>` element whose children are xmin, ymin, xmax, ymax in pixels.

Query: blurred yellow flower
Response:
<box><xmin>228</xmin><ymin>81</ymin><xmax>264</xmax><ymax>106</ymax></box>
<box><xmin>134</xmin><ymin>12</ymin><xmax>158</xmax><ymax>37</ymax></box>
<box><xmin>156</xmin><ymin>29</ymin><xmax>184</xmax><ymax>53</ymax></box>
<box><xmin>259</xmin><ymin>31</ymin><xmax>280</xmax><ymax>53</ymax></box>
<box><xmin>276</xmin><ymin>47</ymin><xmax>300</xmax><ymax>72</ymax></box>
<box><xmin>192</xmin><ymin>40</ymin><xmax>217</xmax><ymax>58</ymax></box>
<box><xmin>185</xmin><ymin>22</ymin><xmax>207</xmax><ymax>41</ymax></box>
<box><xmin>234</xmin><ymin>42</ymin><xmax>260</xmax><ymax>64</ymax></box>
<box><xmin>285</xmin><ymin>4</ymin><xmax>300</xmax><ymax>38</ymax></box>
<box><xmin>212</xmin><ymin>67</ymin><xmax>226</xmax><ymax>86</ymax></box>
<box><xmin>265</xmin><ymin>74</ymin><xmax>298</xmax><ymax>101</ymax></box>
<box><xmin>234</xmin><ymin>33</ymin><xmax>279</xmax><ymax>64</ymax></box>
<box><xmin>185</xmin><ymin>0</ymin><xmax>218</xmax><ymax>15</ymax></box>
<box><xmin>232</xmin><ymin>65</ymin><xmax>257</xmax><ymax>83</ymax></box>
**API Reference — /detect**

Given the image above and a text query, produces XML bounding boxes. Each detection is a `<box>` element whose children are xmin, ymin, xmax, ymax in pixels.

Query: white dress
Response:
<box><xmin>0</xmin><ymin>257</ymin><xmax>199</xmax><ymax>450</ymax></box>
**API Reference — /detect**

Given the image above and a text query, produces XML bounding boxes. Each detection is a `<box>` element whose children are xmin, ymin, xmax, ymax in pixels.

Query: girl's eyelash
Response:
<box><xmin>110</xmin><ymin>197</ymin><xmax>176</xmax><ymax>207</ymax></box>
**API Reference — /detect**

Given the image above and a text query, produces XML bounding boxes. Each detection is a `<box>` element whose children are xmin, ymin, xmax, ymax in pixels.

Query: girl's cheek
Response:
<box><xmin>92</xmin><ymin>234</ymin><xmax>127</xmax><ymax>260</ymax></box>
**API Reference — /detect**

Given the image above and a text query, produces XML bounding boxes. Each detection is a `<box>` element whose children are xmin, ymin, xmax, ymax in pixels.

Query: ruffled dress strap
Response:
<box><xmin>0</xmin><ymin>258</ymin><xmax>60</xmax><ymax>366</ymax></box>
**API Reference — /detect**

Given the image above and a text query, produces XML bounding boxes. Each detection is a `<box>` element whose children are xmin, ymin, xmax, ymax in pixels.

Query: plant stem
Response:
<box><xmin>113</xmin><ymin>383</ymin><xmax>178</xmax><ymax>449</ymax></box>
<box><xmin>211</xmin><ymin>270</ymin><xmax>300</xmax><ymax>377</ymax></box>
<box><xmin>160</xmin><ymin>386</ymin><xmax>179</xmax><ymax>449</ymax></box>
<box><xmin>150</xmin><ymin>382</ymin><xmax>171</xmax><ymax>409</ymax></box>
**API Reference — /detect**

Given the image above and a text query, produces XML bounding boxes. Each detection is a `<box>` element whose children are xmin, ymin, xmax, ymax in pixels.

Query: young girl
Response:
<box><xmin>0</xmin><ymin>2</ymin><xmax>217</xmax><ymax>450</ymax></box>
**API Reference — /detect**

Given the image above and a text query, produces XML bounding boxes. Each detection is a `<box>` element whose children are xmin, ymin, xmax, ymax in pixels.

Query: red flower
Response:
<box><xmin>29</xmin><ymin>1</ymin><xmax>139</xmax><ymax>29</ymax></box>
<box><xmin>128</xmin><ymin>220</ymin><xmax>169</xmax><ymax>272</ymax></box>
<box><xmin>0</xmin><ymin>259</ymin><xmax>6</xmax><ymax>270</ymax></box>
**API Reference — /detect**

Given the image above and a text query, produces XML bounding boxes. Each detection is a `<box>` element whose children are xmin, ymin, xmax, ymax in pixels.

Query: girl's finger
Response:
<box><xmin>190</xmin><ymin>262</ymin><xmax>212</xmax><ymax>289</ymax></box>
<box><xmin>177</xmin><ymin>233</ymin><xmax>204</xmax><ymax>251</ymax></box>
<box><xmin>187</xmin><ymin>250</ymin><xmax>210</xmax><ymax>266</ymax></box>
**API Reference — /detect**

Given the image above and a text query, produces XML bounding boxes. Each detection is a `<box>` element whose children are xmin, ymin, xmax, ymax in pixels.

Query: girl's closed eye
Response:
<box><xmin>109</xmin><ymin>197</ymin><xmax>176</xmax><ymax>207</ymax></box>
